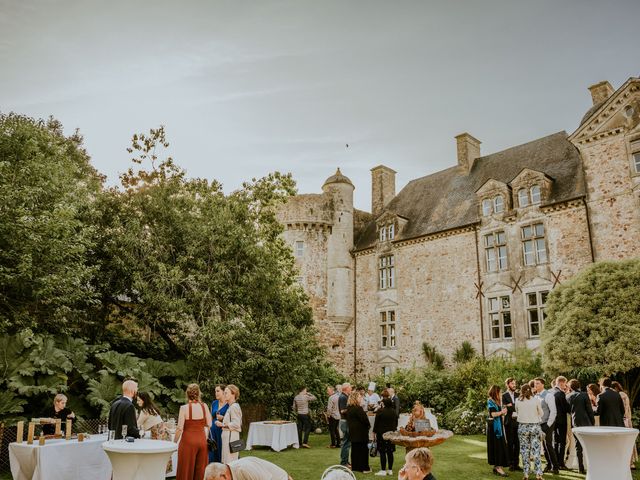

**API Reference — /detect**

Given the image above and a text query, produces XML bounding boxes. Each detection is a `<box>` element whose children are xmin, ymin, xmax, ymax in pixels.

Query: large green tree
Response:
<box><xmin>0</xmin><ymin>113</ymin><xmax>103</xmax><ymax>334</ymax></box>
<box><xmin>93</xmin><ymin>127</ymin><xmax>336</xmax><ymax>412</ymax></box>
<box><xmin>542</xmin><ymin>259</ymin><xmax>640</xmax><ymax>404</ymax></box>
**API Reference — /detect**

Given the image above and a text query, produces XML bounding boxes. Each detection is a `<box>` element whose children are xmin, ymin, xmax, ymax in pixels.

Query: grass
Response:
<box><xmin>1</xmin><ymin>433</ymin><xmax>638</xmax><ymax>479</ymax></box>
<box><xmin>241</xmin><ymin>433</ymin><xmax>640</xmax><ymax>480</ymax></box>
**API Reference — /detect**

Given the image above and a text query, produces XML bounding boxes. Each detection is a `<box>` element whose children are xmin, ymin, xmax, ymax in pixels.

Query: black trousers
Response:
<box><xmin>351</xmin><ymin>441</ymin><xmax>370</xmax><ymax>472</ymax></box>
<box><xmin>541</xmin><ymin>422</ymin><xmax>559</xmax><ymax>470</ymax></box>
<box><xmin>328</xmin><ymin>417</ymin><xmax>340</xmax><ymax>447</ymax></box>
<box><xmin>553</xmin><ymin>422</ymin><xmax>567</xmax><ymax>467</ymax></box>
<box><xmin>376</xmin><ymin>433</ymin><xmax>394</xmax><ymax>471</ymax></box>
<box><xmin>505</xmin><ymin>421</ymin><xmax>520</xmax><ymax>467</ymax></box>
<box><xmin>573</xmin><ymin>434</ymin><xmax>585</xmax><ymax>472</ymax></box>
<box><xmin>297</xmin><ymin>414</ymin><xmax>311</xmax><ymax>445</ymax></box>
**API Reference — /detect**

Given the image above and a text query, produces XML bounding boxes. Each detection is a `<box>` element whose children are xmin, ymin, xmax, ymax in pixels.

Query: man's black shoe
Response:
<box><xmin>552</xmin><ymin>469</ymin><xmax>559</xmax><ymax>475</ymax></box>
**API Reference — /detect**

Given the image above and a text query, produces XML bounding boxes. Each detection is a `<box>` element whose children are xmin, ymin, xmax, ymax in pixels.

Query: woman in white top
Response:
<box><xmin>215</xmin><ymin>384</ymin><xmax>242</xmax><ymax>463</ymax></box>
<box><xmin>515</xmin><ymin>384</ymin><xmax>544</xmax><ymax>480</ymax></box>
<box><xmin>136</xmin><ymin>392</ymin><xmax>163</xmax><ymax>438</ymax></box>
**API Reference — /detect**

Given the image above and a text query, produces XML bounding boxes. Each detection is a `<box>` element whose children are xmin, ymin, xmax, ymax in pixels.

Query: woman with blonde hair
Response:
<box><xmin>345</xmin><ymin>391</ymin><xmax>371</xmax><ymax>473</ymax></box>
<box><xmin>215</xmin><ymin>384</ymin><xmax>242</xmax><ymax>463</ymax></box>
<box><xmin>175</xmin><ymin>383</ymin><xmax>212</xmax><ymax>480</ymax></box>
<box><xmin>42</xmin><ymin>393</ymin><xmax>76</xmax><ymax>435</ymax></box>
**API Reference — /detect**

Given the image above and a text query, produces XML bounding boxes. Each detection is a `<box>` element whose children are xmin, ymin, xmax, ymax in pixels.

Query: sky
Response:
<box><xmin>1</xmin><ymin>0</ymin><xmax>639</xmax><ymax>210</ymax></box>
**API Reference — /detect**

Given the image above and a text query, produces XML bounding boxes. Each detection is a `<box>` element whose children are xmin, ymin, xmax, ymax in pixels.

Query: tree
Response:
<box><xmin>0</xmin><ymin>113</ymin><xmax>103</xmax><ymax>334</ymax></box>
<box><xmin>542</xmin><ymin>259</ymin><xmax>640</xmax><ymax>405</ymax></box>
<box><xmin>422</xmin><ymin>342</ymin><xmax>445</xmax><ymax>370</ymax></box>
<box><xmin>93</xmin><ymin>127</ymin><xmax>337</xmax><ymax>412</ymax></box>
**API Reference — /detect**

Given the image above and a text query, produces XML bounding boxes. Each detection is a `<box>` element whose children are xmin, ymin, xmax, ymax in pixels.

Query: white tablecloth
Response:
<box><xmin>9</xmin><ymin>434</ymin><xmax>111</xmax><ymax>480</ymax></box>
<box><xmin>103</xmin><ymin>439</ymin><xmax>177</xmax><ymax>480</ymax></box>
<box><xmin>246</xmin><ymin>422</ymin><xmax>299</xmax><ymax>452</ymax></box>
<box><xmin>573</xmin><ymin>426</ymin><xmax>639</xmax><ymax>480</ymax></box>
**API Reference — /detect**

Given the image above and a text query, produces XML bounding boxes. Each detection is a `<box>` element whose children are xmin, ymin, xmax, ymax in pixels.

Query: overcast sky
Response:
<box><xmin>1</xmin><ymin>0</ymin><xmax>638</xmax><ymax>210</ymax></box>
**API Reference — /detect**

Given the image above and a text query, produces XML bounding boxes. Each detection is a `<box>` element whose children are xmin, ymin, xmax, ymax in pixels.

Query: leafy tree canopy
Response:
<box><xmin>0</xmin><ymin>113</ymin><xmax>103</xmax><ymax>334</ymax></box>
<box><xmin>542</xmin><ymin>259</ymin><xmax>640</xmax><ymax>403</ymax></box>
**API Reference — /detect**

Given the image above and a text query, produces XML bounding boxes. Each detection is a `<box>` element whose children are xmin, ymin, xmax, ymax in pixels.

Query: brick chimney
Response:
<box><xmin>588</xmin><ymin>81</ymin><xmax>614</xmax><ymax>105</ymax></box>
<box><xmin>455</xmin><ymin>133</ymin><xmax>481</xmax><ymax>174</ymax></box>
<box><xmin>371</xmin><ymin>165</ymin><xmax>396</xmax><ymax>218</ymax></box>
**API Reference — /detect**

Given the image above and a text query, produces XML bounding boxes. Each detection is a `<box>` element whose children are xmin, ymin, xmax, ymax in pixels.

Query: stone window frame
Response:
<box><xmin>378</xmin><ymin>223</ymin><xmax>395</xmax><ymax>242</ymax></box>
<box><xmin>487</xmin><ymin>294</ymin><xmax>513</xmax><ymax>340</ymax></box>
<box><xmin>517</xmin><ymin>185</ymin><xmax>542</xmax><ymax>207</ymax></box>
<box><xmin>525</xmin><ymin>289</ymin><xmax>549</xmax><ymax>338</ymax></box>
<box><xmin>484</xmin><ymin>230</ymin><xmax>508</xmax><ymax>272</ymax></box>
<box><xmin>295</xmin><ymin>240</ymin><xmax>304</xmax><ymax>258</ymax></box>
<box><xmin>521</xmin><ymin>222</ymin><xmax>548</xmax><ymax>266</ymax></box>
<box><xmin>481</xmin><ymin>195</ymin><xmax>505</xmax><ymax>216</ymax></box>
<box><xmin>379</xmin><ymin>309</ymin><xmax>397</xmax><ymax>349</ymax></box>
<box><xmin>629</xmin><ymin>138</ymin><xmax>640</xmax><ymax>175</ymax></box>
<box><xmin>378</xmin><ymin>254</ymin><xmax>395</xmax><ymax>290</ymax></box>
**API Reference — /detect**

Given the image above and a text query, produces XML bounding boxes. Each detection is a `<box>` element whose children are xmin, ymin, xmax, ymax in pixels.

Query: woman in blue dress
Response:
<box><xmin>208</xmin><ymin>384</ymin><xmax>228</xmax><ymax>463</ymax></box>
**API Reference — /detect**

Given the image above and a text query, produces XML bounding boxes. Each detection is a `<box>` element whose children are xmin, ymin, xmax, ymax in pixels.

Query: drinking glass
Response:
<box><xmin>121</xmin><ymin>425</ymin><xmax>128</xmax><ymax>438</ymax></box>
<box><xmin>108</xmin><ymin>430</ymin><xmax>115</xmax><ymax>443</ymax></box>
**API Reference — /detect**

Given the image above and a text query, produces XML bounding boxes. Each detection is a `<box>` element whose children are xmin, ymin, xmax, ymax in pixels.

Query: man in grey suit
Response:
<box><xmin>108</xmin><ymin>379</ymin><xmax>141</xmax><ymax>440</ymax></box>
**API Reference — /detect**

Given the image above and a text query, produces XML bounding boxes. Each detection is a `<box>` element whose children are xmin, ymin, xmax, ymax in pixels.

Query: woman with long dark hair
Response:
<box><xmin>486</xmin><ymin>384</ymin><xmax>509</xmax><ymax>477</ymax></box>
<box><xmin>208</xmin><ymin>384</ymin><xmax>228</xmax><ymax>463</ymax></box>
<box><xmin>136</xmin><ymin>391</ymin><xmax>163</xmax><ymax>438</ymax></box>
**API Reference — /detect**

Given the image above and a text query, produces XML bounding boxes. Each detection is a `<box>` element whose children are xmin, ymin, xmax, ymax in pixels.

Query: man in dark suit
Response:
<box><xmin>567</xmin><ymin>379</ymin><xmax>594</xmax><ymax>474</ymax></box>
<box><xmin>388</xmin><ymin>387</ymin><xmax>401</xmax><ymax>417</ymax></box>
<box><xmin>108</xmin><ymin>379</ymin><xmax>141</xmax><ymax>440</ymax></box>
<box><xmin>502</xmin><ymin>377</ymin><xmax>521</xmax><ymax>472</ymax></box>
<box><xmin>552</xmin><ymin>376</ymin><xmax>571</xmax><ymax>469</ymax></box>
<box><xmin>596</xmin><ymin>377</ymin><xmax>625</xmax><ymax>427</ymax></box>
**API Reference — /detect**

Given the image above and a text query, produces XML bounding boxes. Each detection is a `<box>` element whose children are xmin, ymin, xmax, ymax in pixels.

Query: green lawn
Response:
<box><xmin>241</xmin><ymin>433</ymin><xmax>640</xmax><ymax>480</ymax></box>
<box><xmin>1</xmin><ymin>434</ymin><xmax>638</xmax><ymax>479</ymax></box>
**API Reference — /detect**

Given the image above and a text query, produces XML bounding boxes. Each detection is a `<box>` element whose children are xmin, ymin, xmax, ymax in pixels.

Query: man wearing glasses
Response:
<box><xmin>398</xmin><ymin>447</ymin><xmax>437</xmax><ymax>480</ymax></box>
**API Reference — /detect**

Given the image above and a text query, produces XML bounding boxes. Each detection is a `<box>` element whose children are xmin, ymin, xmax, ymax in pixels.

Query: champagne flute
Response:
<box><xmin>122</xmin><ymin>425</ymin><xmax>128</xmax><ymax>439</ymax></box>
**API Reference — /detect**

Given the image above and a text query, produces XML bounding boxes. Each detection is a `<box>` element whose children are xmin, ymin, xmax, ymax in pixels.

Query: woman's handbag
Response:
<box><xmin>369</xmin><ymin>440</ymin><xmax>378</xmax><ymax>457</ymax></box>
<box><xmin>229</xmin><ymin>438</ymin><xmax>245</xmax><ymax>453</ymax></box>
<box><xmin>207</xmin><ymin>437</ymin><xmax>217</xmax><ymax>452</ymax></box>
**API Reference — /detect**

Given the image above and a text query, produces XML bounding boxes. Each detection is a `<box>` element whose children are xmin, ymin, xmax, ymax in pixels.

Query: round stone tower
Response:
<box><xmin>322</xmin><ymin>168</ymin><xmax>355</xmax><ymax>330</ymax></box>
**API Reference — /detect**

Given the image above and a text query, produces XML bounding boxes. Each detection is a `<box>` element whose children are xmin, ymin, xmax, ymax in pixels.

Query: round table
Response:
<box><xmin>573</xmin><ymin>426</ymin><xmax>639</xmax><ymax>480</ymax></box>
<box><xmin>102</xmin><ymin>439</ymin><xmax>177</xmax><ymax>480</ymax></box>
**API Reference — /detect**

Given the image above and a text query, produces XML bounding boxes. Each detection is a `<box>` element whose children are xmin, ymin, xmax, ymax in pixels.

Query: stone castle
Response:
<box><xmin>277</xmin><ymin>77</ymin><xmax>640</xmax><ymax>379</ymax></box>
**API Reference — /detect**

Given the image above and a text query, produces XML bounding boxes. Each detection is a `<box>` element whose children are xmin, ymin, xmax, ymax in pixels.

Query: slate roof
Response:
<box><xmin>354</xmin><ymin>131</ymin><xmax>586</xmax><ymax>251</ymax></box>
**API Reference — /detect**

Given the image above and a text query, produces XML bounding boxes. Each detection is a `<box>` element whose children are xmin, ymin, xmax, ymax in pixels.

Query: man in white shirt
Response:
<box><xmin>204</xmin><ymin>457</ymin><xmax>292</xmax><ymax>480</ymax></box>
<box><xmin>365</xmin><ymin>382</ymin><xmax>380</xmax><ymax>411</ymax></box>
<box><xmin>534</xmin><ymin>377</ymin><xmax>559</xmax><ymax>474</ymax></box>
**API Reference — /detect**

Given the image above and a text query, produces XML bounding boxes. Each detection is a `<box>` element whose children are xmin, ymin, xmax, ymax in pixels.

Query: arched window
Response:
<box><xmin>493</xmin><ymin>195</ymin><xmax>504</xmax><ymax>213</ymax></box>
<box><xmin>518</xmin><ymin>189</ymin><xmax>529</xmax><ymax>207</ymax></box>
<box><xmin>482</xmin><ymin>199</ymin><xmax>492</xmax><ymax>216</ymax></box>
<box><xmin>530</xmin><ymin>185</ymin><xmax>541</xmax><ymax>204</ymax></box>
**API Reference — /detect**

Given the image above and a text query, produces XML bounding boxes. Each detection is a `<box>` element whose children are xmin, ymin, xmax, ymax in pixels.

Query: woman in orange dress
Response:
<box><xmin>174</xmin><ymin>384</ymin><xmax>212</xmax><ymax>480</ymax></box>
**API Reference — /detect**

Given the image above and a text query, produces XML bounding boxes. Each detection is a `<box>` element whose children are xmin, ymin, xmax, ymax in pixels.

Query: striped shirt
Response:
<box><xmin>293</xmin><ymin>392</ymin><xmax>317</xmax><ymax>415</ymax></box>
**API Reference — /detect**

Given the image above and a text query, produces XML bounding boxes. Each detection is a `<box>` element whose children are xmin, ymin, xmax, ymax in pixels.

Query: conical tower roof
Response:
<box><xmin>322</xmin><ymin>168</ymin><xmax>354</xmax><ymax>188</ymax></box>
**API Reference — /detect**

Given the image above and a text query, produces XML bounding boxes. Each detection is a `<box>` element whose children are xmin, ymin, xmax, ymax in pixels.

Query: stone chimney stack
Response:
<box><xmin>455</xmin><ymin>133</ymin><xmax>481</xmax><ymax>174</ymax></box>
<box><xmin>588</xmin><ymin>81</ymin><xmax>614</xmax><ymax>105</ymax></box>
<box><xmin>371</xmin><ymin>165</ymin><xmax>396</xmax><ymax>218</ymax></box>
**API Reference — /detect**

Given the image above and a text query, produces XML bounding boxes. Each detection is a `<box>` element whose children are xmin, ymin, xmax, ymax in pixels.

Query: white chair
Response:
<box><xmin>321</xmin><ymin>465</ymin><xmax>357</xmax><ymax>480</ymax></box>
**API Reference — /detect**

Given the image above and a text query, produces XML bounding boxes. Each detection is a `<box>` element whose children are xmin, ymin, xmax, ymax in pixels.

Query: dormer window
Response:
<box><xmin>518</xmin><ymin>189</ymin><xmax>529</xmax><ymax>207</ymax></box>
<box><xmin>493</xmin><ymin>196</ymin><xmax>504</xmax><ymax>213</ymax></box>
<box><xmin>482</xmin><ymin>199</ymin><xmax>492</xmax><ymax>216</ymax></box>
<box><xmin>530</xmin><ymin>185</ymin><xmax>541</xmax><ymax>204</ymax></box>
<box><xmin>482</xmin><ymin>196</ymin><xmax>505</xmax><ymax>216</ymax></box>
<box><xmin>379</xmin><ymin>224</ymin><xmax>395</xmax><ymax>242</ymax></box>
